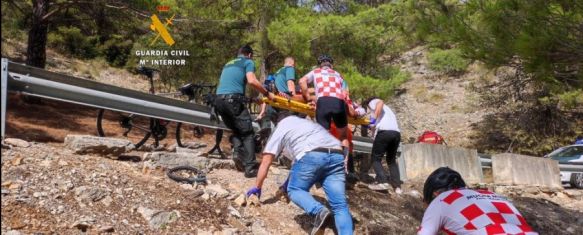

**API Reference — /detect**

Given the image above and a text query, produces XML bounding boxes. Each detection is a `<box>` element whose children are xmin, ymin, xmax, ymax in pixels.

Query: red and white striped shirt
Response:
<box><xmin>418</xmin><ymin>189</ymin><xmax>537</xmax><ymax>235</ymax></box>
<box><xmin>303</xmin><ymin>67</ymin><xmax>346</xmax><ymax>99</ymax></box>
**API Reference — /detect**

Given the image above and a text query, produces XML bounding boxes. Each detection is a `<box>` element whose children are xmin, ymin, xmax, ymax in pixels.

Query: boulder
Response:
<box><xmin>4</xmin><ymin>138</ymin><xmax>30</xmax><ymax>148</ymax></box>
<box><xmin>143</xmin><ymin>152</ymin><xmax>235</xmax><ymax>171</ymax></box>
<box><xmin>64</xmin><ymin>135</ymin><xmax>134</xmax><ymax>156</ymax></box>
<box><xmin>137</xmin><ymin>206</ymin><xmax>180</xmax><ymax>229</ymax></box>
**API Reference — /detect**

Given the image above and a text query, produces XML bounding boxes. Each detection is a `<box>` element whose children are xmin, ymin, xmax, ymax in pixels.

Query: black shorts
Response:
<box><xmin>316</xmin><ymin>96</ymin><xmax>348</xmax><ymax>129</ymax></box>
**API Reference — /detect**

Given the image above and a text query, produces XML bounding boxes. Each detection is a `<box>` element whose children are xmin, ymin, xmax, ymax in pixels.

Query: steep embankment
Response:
<box><xmin>388</xmin><ymin>47</ymin><xmax>492</xmax><ymax>149</ymax></box>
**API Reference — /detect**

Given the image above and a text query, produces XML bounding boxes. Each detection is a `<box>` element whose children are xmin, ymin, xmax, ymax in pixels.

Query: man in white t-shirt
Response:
<box><xmin>246</xmin><ymin>112</ymin><xmax>353</xmax><ymax>235</ymax></box>
<box><xmin>362</xmin><ymin>97</ymin><xmax>402</xmax><ymax>193</ymax></box>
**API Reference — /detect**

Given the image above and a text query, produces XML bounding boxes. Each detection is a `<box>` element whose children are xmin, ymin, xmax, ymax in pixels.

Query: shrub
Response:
<box><xmin>341</xmin><ymin>63</ymin><xmax>409</xmax><ymax>101</ymax></box>
<box><xmin>48</xmin><ymin>26</ymin><xmax>97</xmax><ymax>58</ymax></box>
<box><xmin>100</xmin><ymin>35</ymin><xmax>133</xmax><ymax>67</ymax></box>
<box><xmin>427</xmin><ymin>48</ymin><xmax>469</xmax><ymax>75</ymax></box>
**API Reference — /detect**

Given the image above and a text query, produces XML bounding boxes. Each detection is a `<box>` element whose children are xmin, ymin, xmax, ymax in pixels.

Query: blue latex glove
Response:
<box><xmin>369</xmin><ymin>117</ymin><xmax>377</xmax><ymax>127</ymax></box>
<box><xmin>246</xmin><ymin>186</ymin><xmax>262</xmax><ymax>198</ymax></box>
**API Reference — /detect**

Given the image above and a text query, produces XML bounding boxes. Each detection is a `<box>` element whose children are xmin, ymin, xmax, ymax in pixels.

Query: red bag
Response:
<box><xmin>417</xmin><ymin>131</ymin><xmax>445</xmax><ymax>145</ymax></box>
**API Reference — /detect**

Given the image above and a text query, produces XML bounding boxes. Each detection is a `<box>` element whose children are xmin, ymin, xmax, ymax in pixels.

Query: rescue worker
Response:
<box><xmin>362</xmin><ymin>97</ymin><xmax>402</xmax><ymax>193</ymax></box>
<box><xmin>214</xmin><ymin>45</ymin><xmax>274</xmax><ymax>178</ymax></box>
<box><xmin>246</xmin><ymin>111</ymin><xmax>354</xmax><ymax>235</ymax></box>
<box><xmin>273</xmin><ymin>57</ymin><xmax>297</xmax><ymax>98</ymax></box>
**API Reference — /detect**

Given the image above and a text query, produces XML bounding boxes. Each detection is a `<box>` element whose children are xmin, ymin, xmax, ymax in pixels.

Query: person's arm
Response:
<box><xmin>347</xmin><ymin>103</ymin><xmax>357</xmax><ymax>118</ymax></box>
<box><xmin>286</xmin><ymin>68</ymin><xmax>296</xmax><ymax>95</ymax></box>
<box><xmin>255</xmin><ymin>153</ymin><xmax>275</xmax><ymax>188</ymax></box>
<box><xmin>257</xmin><ymin>103</ymin><xmax>266</xmax><ymax>120</ymax></box>
<box><xmin>373</xmin><ymin>99</ymin><xmax>384</xmax><ymax>120</ymax></box>
<box><xmin>246</xmin><ymin>72</ymin><xmax>274</xmax><ymax>100</ymax></box>
<box><xmin>287</xmin><ymin>80</ymin><xmax>296</xmax><ymax>96</ymax></box>
<box><xmin>417</xmin><ymin>202</ymin><xmax>443</xmax><ymax>235</ymax></box>
<box><xmin>299</xmin><ymin>76</ymin><xmax>310</xmax><ymax>102</ymax></box>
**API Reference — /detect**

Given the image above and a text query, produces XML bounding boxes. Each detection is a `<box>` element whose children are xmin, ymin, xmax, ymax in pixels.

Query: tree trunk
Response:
<box><xmin>26</xmin><ymin>0</ymin><xmax>50</xmax><ymax>68</ymax></box>
<box><xmin>258</xmin><ymin>10</ymin><xmax>270</xmax><ymax>82</ymax></box>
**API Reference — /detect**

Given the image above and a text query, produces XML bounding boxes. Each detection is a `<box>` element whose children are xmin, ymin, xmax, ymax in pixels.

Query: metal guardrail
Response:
<box><xmin>1</xmin><ymin>58</ymin><xmax>582</xmax><ymax>173</ymax></box>
<box><xmin>2</xmin><ymin>59</ymin><xmax>228</xmax><ymax>132</ymax></box>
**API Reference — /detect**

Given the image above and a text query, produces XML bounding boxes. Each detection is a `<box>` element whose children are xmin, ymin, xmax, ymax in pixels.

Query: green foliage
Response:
<box><xmin>342</xmin><ymin>63</ymin><xmax>409</xmax><ymax>101</ymax></box>
<box><xmin>556</xmin><ymin>90</ymin><xmax>583</xmax><ymax>110</ymax></box>
<box><xmin>100</xmin><ymin>35</ymin><xmax>133</xmax><ymax>67</ymax></box>
<box><xmin>427</xmin><ymin>48</ymin><xmax>470</xmax><ymax>75</ymax></box>
<box><xmin>48</xmin><ymin>26</ymin><xmax>98</xmax><ymax>59</ymax></box>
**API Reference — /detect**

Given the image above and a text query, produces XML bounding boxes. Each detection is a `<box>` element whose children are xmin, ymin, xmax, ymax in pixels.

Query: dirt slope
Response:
<box><xmin>2</xmin><ymin>97</ymin><xmax>583</xmax><ymax>235</ymax></box>
<box><xmin>387</xmin><ymin>47</ymin><xmax>491</xmax><ymax>148</ymax></box>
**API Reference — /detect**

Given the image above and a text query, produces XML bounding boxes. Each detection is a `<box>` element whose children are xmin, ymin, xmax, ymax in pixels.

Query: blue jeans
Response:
<box><xmin>287</xmin><ymin>151</ymin><xmax>353</xmax><ymax>235</ymax></box>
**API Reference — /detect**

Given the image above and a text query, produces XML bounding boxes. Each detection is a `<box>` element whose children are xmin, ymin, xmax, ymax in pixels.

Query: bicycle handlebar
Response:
<box><xmin>136</xmin><ymin>66</ymin><xmax>159</xmax><ymax>78</ymax></box>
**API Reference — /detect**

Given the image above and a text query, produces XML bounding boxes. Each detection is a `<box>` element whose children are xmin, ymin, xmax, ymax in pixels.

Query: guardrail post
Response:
<box><xmin>1</xmin><ymin>58</ymin><xmax>8</xmax><ymax>139</ymax></box>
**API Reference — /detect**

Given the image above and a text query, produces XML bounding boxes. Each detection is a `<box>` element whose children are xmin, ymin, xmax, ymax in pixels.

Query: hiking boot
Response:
<box><xmin>233</xmin><ymin>157</ymin><xmax>244</xmax><ymax>172</ymax></box>
<box><xmin>244</xmin><ymin>168</ymin><xmax>258</xmax><ymax>178</ymax></box>
<box><xmin>311</xmin><ymin>207</ymin><xmax>332</xmax><ymax>235</ymax></box>
<box><xmin>368</xmin><ymin>183</ymin><xmax>390</xmax><ymax>191</ymax></box>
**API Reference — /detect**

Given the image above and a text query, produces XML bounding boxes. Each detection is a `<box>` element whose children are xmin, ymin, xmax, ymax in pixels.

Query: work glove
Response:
<box><xmin>246</xmin><ymin>186</ymin><xmax>262</xmax><ymax>199</ymax></box>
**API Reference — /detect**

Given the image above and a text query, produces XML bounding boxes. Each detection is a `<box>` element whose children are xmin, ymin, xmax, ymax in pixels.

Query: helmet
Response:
<box><xmin>317</xmin><ymin>54</ymin><xmax>333</xmax><ymax>65</ymax></box>
<box><xmin>423</xmin><ymin>167</ymin><xmax>466</xmax><ymax>204</ymax></box>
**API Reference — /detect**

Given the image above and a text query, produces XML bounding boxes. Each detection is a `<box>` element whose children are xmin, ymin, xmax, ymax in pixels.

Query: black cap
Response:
<box><xmin>239</xmin><ymin>44</ymin><xmax>253</xmax><ymax>55</ymax></box>
<box><xmin>423</xmin><ymin>167</ymin><xmax>466</xmax><ymax>204</ymax></box>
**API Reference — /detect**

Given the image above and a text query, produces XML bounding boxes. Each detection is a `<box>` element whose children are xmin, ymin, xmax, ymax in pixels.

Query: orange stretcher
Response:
<box><xmin>260</xmin><ymin>96</ymin><xmax>370</xmax><ymax>125</ymax></box>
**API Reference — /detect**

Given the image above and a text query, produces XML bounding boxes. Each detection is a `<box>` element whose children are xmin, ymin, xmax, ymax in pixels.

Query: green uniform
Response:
<box><xmin>216</xmin><ymin>56</ymin><xmax>255</xmax><ymax>95</ymax></box>
<box><xmin>274</xmin><ymin>66</ymin><xmax>296</xmax><ymax>94</ymax></box>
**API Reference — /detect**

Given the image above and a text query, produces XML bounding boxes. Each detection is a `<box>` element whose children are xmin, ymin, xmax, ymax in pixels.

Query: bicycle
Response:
<box><xmin>96</xmin><ymin>67</ymin><xmax>217</xmax><ymax>149</ymax></box>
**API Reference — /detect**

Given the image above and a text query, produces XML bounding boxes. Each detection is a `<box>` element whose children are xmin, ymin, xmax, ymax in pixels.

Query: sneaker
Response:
<box><xmin>244</xmin><ymin>168</ymin><xmax>258</xmax><ymax>178</ymax></box>
<box><xmin>310</xmin><ymin>207</ymin><xmax>332</xmax><ymax>235</ymax></box>
<box><xmin>394</xmin><ymin>187</ymin><xmax>403</xmax><ymax>195</ymax></box>
<box><xmin>368</xmin><ymin>183</ymin><xmax>390</xmax><ymax>191</ymax></box>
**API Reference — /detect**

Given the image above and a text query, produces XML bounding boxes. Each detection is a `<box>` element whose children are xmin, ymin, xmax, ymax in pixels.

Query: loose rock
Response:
<box><xmin>64</xmin><ymin>135</ymin><xmax>134</xmax><ymax>156</ymax></box>
<box><xmin>4</xmin><ymin>138</ymin><xmax>31</xmax><ymax>148</ymax></box>
<box><xmin>74</xmin><ymin>186</ymin><xmax>109</xmax><ymax>202</ymax></box>
<box><xmin>206</xmin><ymin>184</ymin><xmax>230</xmax><ymax>198</ymax></box>
<box><xmin>234</xmin><ymin>194</ymin><xmax>246</xmax><ymax>207</ymax></box>
<box><xmin>137</xmin><ymin>206</ymin><xmax>180</xmax><ymax>229</ymax></box>
<box><xmin>247</xmin><ymin>195</ymin><xmax>260</xmax><ymax>207</ymax></box>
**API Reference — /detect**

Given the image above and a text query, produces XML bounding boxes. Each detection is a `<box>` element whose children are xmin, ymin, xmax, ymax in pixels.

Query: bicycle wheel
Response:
<box><xmin>167</xmin><ymin>166</ymin><xmax>207</xmax><ymax>184</ymax></box>
<box><xmin>175</xmin><ymin>123</ymin><xmax>205</xmax><ymax>147</ymax></box>
<box><xmin>96</xmin><ymin>109</ymin><xmax>153</xmax><ymax>148</ymax></box>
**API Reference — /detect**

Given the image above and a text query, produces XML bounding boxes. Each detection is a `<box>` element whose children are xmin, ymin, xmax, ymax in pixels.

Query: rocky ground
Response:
<box><xmin>2</xmin><ymin>104</ymin><xmax>583</xmax><ymax>235</ymax></box>
<box><xmin>2</xmin><ymin>137</ymin><xmax>583</xmax><ymax>235</ymax></box>
<box><xmin>388</xmin><ymin>47</ymin><xmax>492</xmax><ymax>148</ymax></box>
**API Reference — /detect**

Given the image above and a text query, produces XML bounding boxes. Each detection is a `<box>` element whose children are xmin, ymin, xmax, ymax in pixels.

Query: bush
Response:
<box><xmin>427</xmin><ymin>48</ymin><xmax>469</xmax><ymax>75</ymax></box>
<box><xmin>48</xmin><ymin>26</ymin><xmax>97</xmax><ymax>58</ymax></box>
<box><xmin>341</xmin><ymin>63</ymin><xmax>409</xmax><ymax>101</ymax></box>
<box><xmin>100</xmin><ymin>35</ymin><xmax>133</xmax><ymax>67</ymax></box>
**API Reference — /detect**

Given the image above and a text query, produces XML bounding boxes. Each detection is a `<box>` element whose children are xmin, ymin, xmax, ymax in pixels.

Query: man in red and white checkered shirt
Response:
<box><xmin>299</xmin><ymin>54</ymin><xmax>351</xmax><ymax>151</ymax></box>
<box><xmin>419</xmin><ymin>167</ymin><xmax>538</xmax><ymax>235</ymax></box>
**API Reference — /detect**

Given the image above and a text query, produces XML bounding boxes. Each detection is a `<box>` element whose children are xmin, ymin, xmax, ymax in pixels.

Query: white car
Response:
<box><xmin>545</xmin><ymin>144</ymin><xmax>583</xmax><ymax>188</ymax></box>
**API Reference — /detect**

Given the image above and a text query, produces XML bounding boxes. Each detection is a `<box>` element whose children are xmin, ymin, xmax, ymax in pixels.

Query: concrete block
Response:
<box><xmin>400</xmin><ymin>144</ymin><xmax>483</xmax><ymax>184</ymax></box>
<box><xmin>492</xmin><ymin>153</ymin><xmax>562</xmax><ymax>189</ymax></box>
